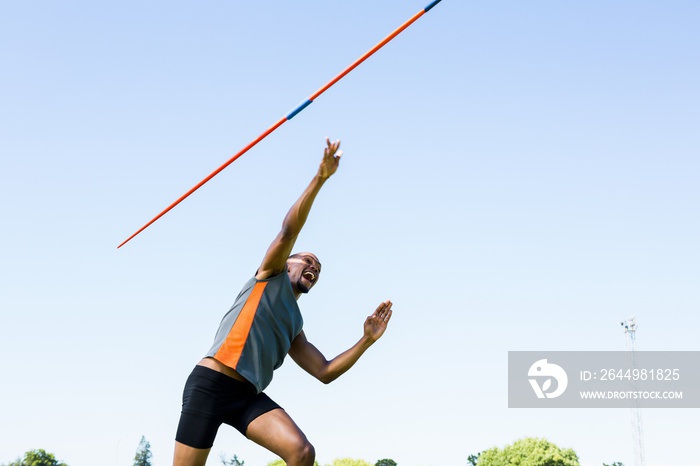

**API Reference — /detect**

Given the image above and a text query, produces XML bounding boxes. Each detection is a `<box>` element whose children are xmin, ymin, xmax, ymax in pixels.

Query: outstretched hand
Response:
<box><xmin>364</xmin><ymin>300</ymin><xmax>393</xmax><ymax>342</ymax></box>
<box><xmin>318</xmin><ymin>138</ymin><xmax>342</xmax><ymax>179</ymax></box>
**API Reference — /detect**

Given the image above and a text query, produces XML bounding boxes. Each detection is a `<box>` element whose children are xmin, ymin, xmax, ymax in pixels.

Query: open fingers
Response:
<box><xmin>325</xmin><ymin>137</ymin><xmax>341</xmax><ymax>158</ymax></box>
<box><xmin>373</xmin><ymin>300</ymin><xmax>393</xmax><ymax>323</ymax></box>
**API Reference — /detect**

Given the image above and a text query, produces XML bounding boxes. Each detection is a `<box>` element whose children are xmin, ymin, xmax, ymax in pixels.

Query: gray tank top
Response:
<box><xmin>206</xmin><ymin>271</ymin><xmax>303</xmax><ymax>393</ymax></box>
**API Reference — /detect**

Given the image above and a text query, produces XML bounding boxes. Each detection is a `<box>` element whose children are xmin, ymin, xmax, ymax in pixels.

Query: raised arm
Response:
<box><xmin>256</xmin><ymin>138</ymin><xmax>342</xmax><ymax>280</ymax></box>
<box><xmin>289</xmin><ymin>300</ymin><xmax>393</xmax><ymax>384</ymax></box>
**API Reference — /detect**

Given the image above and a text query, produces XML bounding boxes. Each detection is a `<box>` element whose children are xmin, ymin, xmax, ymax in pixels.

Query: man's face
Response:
<box><xmin>287</xmin><ymin>253</ymin><xmax>322</xmax><ymax>294</ymax></box>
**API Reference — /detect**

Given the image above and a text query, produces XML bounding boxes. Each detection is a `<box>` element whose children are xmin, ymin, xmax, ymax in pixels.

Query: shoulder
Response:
<box><xmin>255</xmin><ymin>269</ymin><xmax>288</xmax><ymax>283</ymax></box>
<box><xmin>255</xmin><ymin>266</ymin><xmax>287</xmax><ymax>281</ymax></box>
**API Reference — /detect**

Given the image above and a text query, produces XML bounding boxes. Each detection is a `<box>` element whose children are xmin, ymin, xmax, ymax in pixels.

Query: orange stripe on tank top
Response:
<box><xmin>214</xmin><ymin>281</ymin><xmax>268</xmax><ymax>368</ymax></box>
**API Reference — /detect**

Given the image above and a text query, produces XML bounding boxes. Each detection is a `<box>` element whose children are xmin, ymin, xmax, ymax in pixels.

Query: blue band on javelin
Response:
<box><xmin>424</xmin><ymin>0</ymin><xmax>442</xmax><ymax>12</ymax></box>
<box><xmin>286</xmin><ymin>99</ymin><xmax>313</xmax><ymax>120</ymax></box>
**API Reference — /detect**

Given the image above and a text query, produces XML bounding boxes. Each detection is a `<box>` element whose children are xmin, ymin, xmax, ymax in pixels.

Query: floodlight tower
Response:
<box><xmin>621</xmin><ymin>316</ymin><xmax>645</xmax><ymax>466</ymax></box>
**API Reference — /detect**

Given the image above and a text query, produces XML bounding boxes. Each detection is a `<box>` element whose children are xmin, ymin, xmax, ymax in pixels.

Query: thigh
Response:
<box><xmin>223</xmin><ymin>391</ymin><xmax>280</xmax><ymax>435</ymax></box>
<box><xmin>245</xmin><ymin>408</ymin><xmax>310</xmax><ymax>458</ymax></box>
<box><xmin>173</xmin><ymin>441</ymin><xmax>210</xmax><ymax>466</ymax></box>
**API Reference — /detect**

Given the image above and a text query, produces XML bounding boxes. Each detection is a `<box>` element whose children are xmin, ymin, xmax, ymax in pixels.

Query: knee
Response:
<box><xmin>289</xmin><ymin>439</ymin><xmax>315</xmax><ymax>466</ymax></box>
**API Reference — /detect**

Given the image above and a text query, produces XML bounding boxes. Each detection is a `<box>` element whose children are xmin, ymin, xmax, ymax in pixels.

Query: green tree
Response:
<box><xmin>375</xmin><ymin>460</ymin><xmax>397</xmax><ymax>466</ymax></box>
<box><xmin>467</xmin><ymin>453</ymin><xmax>481</xmax><ymax>465</ymax></box>
<box><xmin>220</xmin><ymin>453</ymin><xmax>245</xmax><ymax>466</ymax></box>
<box><xmin>477</xmin><ymin>437</ymin><xmax>580</xmax><ymax>466</ymax></box>
<box><xmin>3</xmin><ymin>449</ymin><xmax>68</xmax><ymax>466</ymax></box>
<box><xmin>328</xmin><ymin>459</ymin><xmax>373</xmax><ymax>466</ymax></box>
<box><xmin>132</xmin><ymin>436</ymin><xmax>152</xmax><ymax>466</ymax></box>
<box><xmin>266</xmin><ymin>460</ymin><xmax>319</xmax><ymax>466</ymax></box>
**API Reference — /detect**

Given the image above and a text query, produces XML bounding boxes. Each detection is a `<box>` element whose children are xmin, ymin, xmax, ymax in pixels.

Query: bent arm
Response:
<box><xmin>289</xmin><ymin>330</ymin><xmax>374</xmax><ymax>384</ymax></box>
<box><xmin>256</xmin><ymin>138</ymin><xmax>341</xmax><ymax>279</ymax></box>
<box><xmin>289</xmin><ymin>301</ymin><xmax>393</xmax><ymax>384</ymax></box>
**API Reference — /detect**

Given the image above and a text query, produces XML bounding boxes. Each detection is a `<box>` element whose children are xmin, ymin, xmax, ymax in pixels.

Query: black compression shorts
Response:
<box><xmin>175</xmin><ymin>365</ymin><xmax>281</xmax><ymax>449</ymax></box>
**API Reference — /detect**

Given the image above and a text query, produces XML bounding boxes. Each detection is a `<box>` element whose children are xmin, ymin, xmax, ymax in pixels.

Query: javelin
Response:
<box><xmin>118</xmin><ymin>0</ymin><xmax>444</xmax><ymax>249</ymax></box>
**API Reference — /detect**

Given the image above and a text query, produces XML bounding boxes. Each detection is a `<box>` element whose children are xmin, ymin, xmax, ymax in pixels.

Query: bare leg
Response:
<box><xmin>173</xmin><ymin>441</ymin><xmax>210</xmax><ymax>466</ymax></box>
<box><xmin>246</xmin><ymin>408</ymin><xmax>315</xmax><ymax>466</ymax></box>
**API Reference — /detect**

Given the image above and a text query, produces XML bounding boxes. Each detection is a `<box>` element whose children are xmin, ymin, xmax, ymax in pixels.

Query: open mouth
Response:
<box><xmin>303</xmin><ymin>270</ymin><xmax>316</xmax><ymax>283</ymax></box>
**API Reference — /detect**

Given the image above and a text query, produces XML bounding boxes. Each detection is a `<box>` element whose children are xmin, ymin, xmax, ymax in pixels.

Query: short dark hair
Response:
<box><xmin>288</xmin><ymin>252</ymin><xmax>321</xmax><ymax>269</ymax></box>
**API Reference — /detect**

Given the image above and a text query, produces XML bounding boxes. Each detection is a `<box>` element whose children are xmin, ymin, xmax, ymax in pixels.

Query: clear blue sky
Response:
<box><xmin>1</xmin><ymin>1</ymin><xmax>698</xmax><ymax>465</ymax></box>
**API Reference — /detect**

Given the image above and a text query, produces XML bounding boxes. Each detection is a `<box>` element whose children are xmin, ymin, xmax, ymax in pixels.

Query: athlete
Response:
<box><xmin>173</xmin><ymin>138</ymin><xmax>393</xmax><ymax>466</ymax></box>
